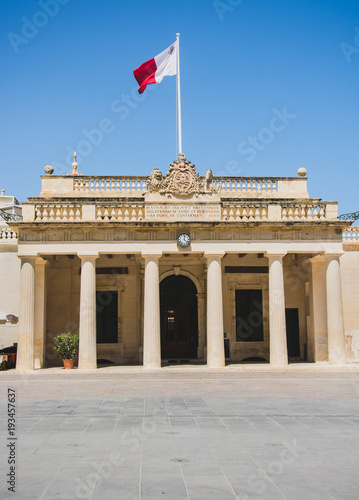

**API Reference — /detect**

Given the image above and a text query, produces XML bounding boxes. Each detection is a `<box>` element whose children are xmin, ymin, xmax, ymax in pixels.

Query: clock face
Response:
<box><xmin>177</xmin><ymin>232</ymin><xmax>191</xmax><ymax>247</ymax></box>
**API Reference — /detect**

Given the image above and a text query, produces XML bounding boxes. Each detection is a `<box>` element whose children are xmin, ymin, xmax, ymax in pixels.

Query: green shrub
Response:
<box><xmin>53</xmin><ymin>333</ymin><xmax>79</xmax><ymax>360</ymax></box>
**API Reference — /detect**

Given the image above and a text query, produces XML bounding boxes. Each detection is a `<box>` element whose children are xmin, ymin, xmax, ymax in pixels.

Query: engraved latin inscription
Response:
<box><xmin>145</xmin><ymin>204</ymin><xmax>221</xmax><ymax>220</ymax></box>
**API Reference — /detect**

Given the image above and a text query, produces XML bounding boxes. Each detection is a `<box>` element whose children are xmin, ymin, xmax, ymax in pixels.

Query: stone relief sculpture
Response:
<box><xmin>147</xmin><ymin>154</ymin><xmax>217</xmax><ymax>197</ymax></box>
<box><xmin>204</xmin><ymin>169</ymin><xmax>215</xmax><ymax>192</ymax></box>
<box><xmin>147</xmin><ymin>168</ymin><xmax>163</xmax><ymax>193</ymax></box>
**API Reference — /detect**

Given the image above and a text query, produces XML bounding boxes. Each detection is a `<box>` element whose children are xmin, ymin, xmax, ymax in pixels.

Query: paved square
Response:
<box><xmin>1</xmin><ymin>369</ymin><xmax>359</xmax><ymax>499</ymax></box>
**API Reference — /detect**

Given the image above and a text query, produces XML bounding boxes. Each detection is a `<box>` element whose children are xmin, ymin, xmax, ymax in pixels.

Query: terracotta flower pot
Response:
<box><xmin>63</xmin><ymin>359</ymin><xmax>75</xmax><ymax>369</ymax></box>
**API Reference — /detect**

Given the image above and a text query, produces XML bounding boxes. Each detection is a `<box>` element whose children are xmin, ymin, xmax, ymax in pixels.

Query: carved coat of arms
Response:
<box><xmin>147</xmin><ymin>154</ymin><xmax>216</xmax><ymax>197</ymax></box>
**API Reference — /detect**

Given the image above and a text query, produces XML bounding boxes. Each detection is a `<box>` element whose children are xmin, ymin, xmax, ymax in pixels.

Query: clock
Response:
<box><xmin>177</xmin><ymin>232</ymin><xmax>191</xmax><ymax>247</ymax></box>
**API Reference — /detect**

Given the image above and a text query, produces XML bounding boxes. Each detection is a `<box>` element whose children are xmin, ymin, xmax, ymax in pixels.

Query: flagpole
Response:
<box><xmin>176</xmin><ymin>33</ymin><xmax>182</xmax><ymax>155</ymax></box>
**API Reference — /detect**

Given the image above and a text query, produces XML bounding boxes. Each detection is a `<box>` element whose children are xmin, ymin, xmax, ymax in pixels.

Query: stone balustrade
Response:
<box><xmin>22</xmin><ymin>199</ymin><xmax>339</xmax><ymax>223</ymax></box>
<box><xmin>222</xmin><ymin>204</ymin><xmax>268</xmax><ymax>220</ymax></box>
<box><xmin>96</xmin><ymin>204</ymin><xmax>144</xmax><ymax>221</ymax></box>
<box><xmin>343</xmin><ymin>227</ymin><xmax>359</xmax><ymax>243</ymax></box>
<box><xmin>73</xmin><ymin>176</ymin><xmax>147</xmax><ymax>193</ymax></box>
<box><xmin>35</xmin><ymin>204</ymin><xmax>82</xmax><ymax>221</ymax></box>
<box><xmin>41</xmin><ymin>174</ymin><xmax>309</xmax><ymax>199</ymax></box>
<box><xmin>0</xmin><ymin>227</ymin><xmax>18</xmax><ymax>241</ymax></box>
<box><xmin>281</xmin><ymin>202</ymin><xmax>327</xmax><ymax>220</ymax></box>
<box><xmin>74</xmin><ymin>176</ymin><xmax>281</xmax><ymax>195</ymax></box>
<box><xmin>215</xmin><ymin>178</ymin><xmax>278</xmax><ymax>194</ymax></box>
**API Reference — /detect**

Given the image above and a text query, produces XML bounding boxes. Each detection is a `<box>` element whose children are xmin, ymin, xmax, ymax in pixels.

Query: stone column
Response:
<box><xmin>34</xmin><ymin>257</ymin><xmax>47</xmax><ymax>369</ymax></box>
<box><xmin>326</xmin><ymin>253</ymin><xmax>346</xmax><ymax>365</ymax></box>
<box><xmin>206</xmin><ymin>253</ymin><xmax>225</xmax><ymax>368</ymax></box>
<box><xmin>78</xmin><ymin>254</ymin><xmax>98</xmax><ymax>370</ymax></box>
<box><xmin>16</xmin><ymin>256</ymin><xmax>36</xmax><ymax>370</ymax></box>
<box><xmin>142</xmin><ymin>253</ymin><xmax>161</xmax><ymax>368</ymax></box>
<box><xmin>267</xmin><ymin>253</ymin><xmax>288</xmax><ymax>367</ymax></box>
<box><xmin>308</xmin><ymin>256</ymin><xmax>328</xmax><ymax>362</ymax></box>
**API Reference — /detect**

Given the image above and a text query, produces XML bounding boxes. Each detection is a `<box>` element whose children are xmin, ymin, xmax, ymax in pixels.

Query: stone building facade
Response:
<box><xmin>0</xmin><ymin>191</ymin><xmax>21</xmax><ymax>349</ymax></box>
<box><xmin>6</xmin><ymin>154</ymin><xmax>359</xmax><ymax>369</ymax></box>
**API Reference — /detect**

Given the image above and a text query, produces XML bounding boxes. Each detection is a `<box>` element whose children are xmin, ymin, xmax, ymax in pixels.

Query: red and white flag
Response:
<box><xmin>133</xmin><ymin>40</ymin><xmax>177</xmax><ymax>94</ymax></box>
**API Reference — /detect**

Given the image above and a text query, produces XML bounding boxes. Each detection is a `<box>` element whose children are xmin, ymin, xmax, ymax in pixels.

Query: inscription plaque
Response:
<box><xmin>145</xmin><ymin>204</ymin><xmax>221</xmax><ymax>221</ymax></box>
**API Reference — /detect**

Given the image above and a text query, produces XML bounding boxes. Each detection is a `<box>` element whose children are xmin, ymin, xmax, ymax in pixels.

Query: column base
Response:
<box><xmin>143</xmin><ymin>362</ymin><xmax>161</xmax><ymax>369</ymax></box>
<box><xmin>78</xmin><ymin>362</ymin><xmax>97</xmax><ymax>370</ymax></box>
<box><xmin>329</xmin><ymin>357</ymin><xmax>346</xmax><ymax>366</ymax></box>
<box><xmin>270</xmin><ymin>359</ymin><xmax>289</xmax><ymax>368</ymax></box>
<box><xmin>207</xmin><ymin>358</ymin><xmax>225</xmax><ymax>368</ymax></box>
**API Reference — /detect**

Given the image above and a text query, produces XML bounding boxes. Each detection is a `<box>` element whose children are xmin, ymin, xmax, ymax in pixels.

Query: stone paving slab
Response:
<box><xmin>1</xmin><ymin>368</ymin><xmax>359</xmax><ymax>399</ymax></box>
<box><xmin>1</xmin><ymin>371</ymin><xmax>359</xmax><ymax>499</ymax></box>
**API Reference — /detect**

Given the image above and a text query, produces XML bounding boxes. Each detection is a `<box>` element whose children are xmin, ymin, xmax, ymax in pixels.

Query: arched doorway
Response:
<box><xmin>160</xmin><ymin>275</ymin><xmax>198</xmax><ymax>359</ymax></box>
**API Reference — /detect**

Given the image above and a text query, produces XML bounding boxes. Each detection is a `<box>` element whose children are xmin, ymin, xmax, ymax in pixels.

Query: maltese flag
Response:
<box><xmin>133</xmin><ymin>40</ymin><xmax>177</xmax><ymax>94</ymax></box>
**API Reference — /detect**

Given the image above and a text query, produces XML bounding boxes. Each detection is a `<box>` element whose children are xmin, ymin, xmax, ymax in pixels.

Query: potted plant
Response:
<box><xmin>53</xmin><ymin>333</ymin><xmax>79</xmax><ymax>369</ymax></box>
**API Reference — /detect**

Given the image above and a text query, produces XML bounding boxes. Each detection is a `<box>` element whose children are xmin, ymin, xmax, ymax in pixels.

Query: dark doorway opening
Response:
<box><xmin>160</xmin><ymin>275</ymin><xmax>198</xmax><ymax>359</ymax></box>
<box><xmin>235</xmin><ymin>289</ymin><xmax>264</xmax><ymax>342</ymax></box>
<box><xmin>96</xmin><ymin>291</ymin><xmax>118</xmax><ymax>343</ymax></box>
<box><xmin>285</xmin><ymin>308</ymin><xmax>300</xmax><ymax>358</ymax></box>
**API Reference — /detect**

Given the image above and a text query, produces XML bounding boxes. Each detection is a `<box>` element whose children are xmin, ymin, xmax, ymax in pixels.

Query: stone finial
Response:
<box><xmin>44</xmin><ymin>165</ymin><xmax>54</xmax><ymax>176</ymax></box>
<box><xmin>71</xmin><ymin>152</ymin><xmax>79</xmax><ymax>175</ymax></box>
<box><xmin>1</xmin><ymin>189</ymin><xmax>5</xmax><ymax>196</ymax></box>
<box><xmin>297</xmin><ymin>167</ymin><xmax>307</xmax><ymax>177</ymax></box>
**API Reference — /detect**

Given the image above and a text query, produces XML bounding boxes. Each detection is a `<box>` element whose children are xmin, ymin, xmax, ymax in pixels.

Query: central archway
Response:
<box><xmin>160</xmin><ymin>275</ymin><xmax>198</xmax><ymax>359</ymax></box>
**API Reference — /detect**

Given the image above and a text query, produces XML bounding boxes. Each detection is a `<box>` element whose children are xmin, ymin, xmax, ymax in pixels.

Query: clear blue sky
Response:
<box><xmin>1</xmin><ymin>0</ymin><xmax>358</xmax><ymax>215</ymax></box>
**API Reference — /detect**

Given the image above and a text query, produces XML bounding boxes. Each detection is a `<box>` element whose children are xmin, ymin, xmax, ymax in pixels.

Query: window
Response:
<box><xmin>236</xmin><ymin>289</ymin><xmax>263</xmax><ymax>342</ymax></box>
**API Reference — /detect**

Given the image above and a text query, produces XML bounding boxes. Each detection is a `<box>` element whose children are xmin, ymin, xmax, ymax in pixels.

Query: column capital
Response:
<box><xmin>141</xmin><ymin>252</ymin><xmax>162</xmax><ymax>260</ymax></box>
<box><xmin>17</xmin><ymin>255</ymin><xmax>38</xmax><ymax>263</ymax></box>
<box><xmin>309</xmin><ymin>254</ymin><xmax>326</xmax><ymax>265</ymax></box>
<box><xmin>78</xmin><ymin>253</ymin><xmax>99</xmax><ymax>261</ymax></box>
<box><xmin>324</xmin><ymin>252</ymin><xmax>344</xmax><ymax>259</ymax></box>
<box><xmin>35</xmin><ymin>256</ymin><xmax>48</xmax><ymax>267</ymax></box>
<box><xmin>265</xmin><ymin>252</ymin><xmax>287</xmax><ymax>260</ymax></box>
<box><xmin>205</xmin><ymin>252</ymin><xmax>225</xmax><ymax>260</ymax></box>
